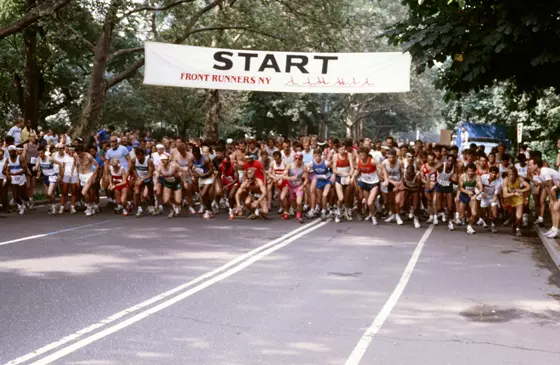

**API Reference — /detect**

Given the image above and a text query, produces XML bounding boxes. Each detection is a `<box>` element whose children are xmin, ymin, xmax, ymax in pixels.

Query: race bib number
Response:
<box><xmin>30</xmin><ymin>157</ymin><xmax>37</xmax><ymax>164</ymax></box>
<box><xmin>340</xmin><ymin>177</ymin><xmax>350</xmax><ymax>185</ymax></box>
<box><xmin>48</xmin><ymin>175</ymin><xmax>58</xmax><ymax>183</ymax></box>
<box><xmin>439</xmin><ymin>180</ymin><xmax>450</xmax><ymax>187</ymax></box>
<box><xmin>11</xmin><ymin>175</ymin><xmax>25</xmax><ymax>185</ymax></box>
<box><xmin>429</xmin><ymin>174</ymin><xmax>436</xmax><ymax>181</ymax></box>
<box><xmin>483</xmin><ymin>186</ymin><xmax>495</xmax><ymax>195</ymax></box>
<box><xmin>194</xmin><ymin>167</ymin><xmax>204</xmax><ymax>174</ymax></box>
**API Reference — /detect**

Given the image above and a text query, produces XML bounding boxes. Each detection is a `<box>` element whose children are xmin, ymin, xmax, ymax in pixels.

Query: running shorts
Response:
<box><xmin>79</xmin><ymin>172</ymin><xmax>93</xmax><ymax>187</ymax></box>
<box><xmin>289</xmin><ymin>184</ymin><xmax>304</xmax><ymax>200</ymax></box>
<box><xmin>10</xmin><ymin>174</ymin><xmax>26</xmax><ymax>186</ymax></box>
<box><xmin>43</xmin><ymin>174</ymin><xmax>58</xmax><ymax>185</ymax></box>
<box><xmin>164</xmin><ymin>178</ymin><xmax>182</xmax><ymax>191</ymax></box>
<box><xmin>276</xmin><ymin>179</ymin><xmax>289</xmax><ymax>190</ymax></box>
<box><xmin>316</xmin><ymin>179</ymin><xmax>331</xmax><ymax>191</ymax></box>
<box><xmin>335</xmin><ymin>176</ymin><xmax>351</xmax><ymax>185</ymax></box>
<box><xmin>435</xmin><ymin>182</ymin><xmax>453</xmax><ymax>194</ymax></box>
<box><xmin>459</xmin><ymin>192</ymin><xmax>472</xmax><ymax>204</ymax></box>
<box><xmin>62</xmin><ymin>174</ymin><xmax>78</xmax><ymax>184</ymax></box>
<box><xmin>357</xmin><ymin>180</ymin><xmax>378</xmax><ymax>192</ymax></box>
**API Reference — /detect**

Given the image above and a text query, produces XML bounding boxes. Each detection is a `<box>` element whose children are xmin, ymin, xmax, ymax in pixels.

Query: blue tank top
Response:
<box><xmin>193</xmin><ymin>156</ymin><xmax>208</xmax><ymax>174</ymax></box>
<box><xmin>312</xmin><ymin>160</ymin><xmax>331</xmax><ymax>179</ymax></box>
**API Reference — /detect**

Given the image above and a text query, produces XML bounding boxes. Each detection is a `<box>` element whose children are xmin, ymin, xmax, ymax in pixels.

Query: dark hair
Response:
<box><xmin>272</xmin><ymin>151</ymin><xmax>281</xmax><ymax>159</ymax></box>
<box><xmin>5</xmin><ymin>136</ymin><xmax>14</xmax><ymax>144</ymax></box>
<box><xmin>466</xmin><ymin>162</ymin><xmax>477</xmax><ymax>171</ymax></box>
<box><xmin>358</xmin><ymin>147</ymin><xmax>369</xmax><ymax>155</ymax></box>
<box><xmin>387</xmin><ymin>149</ymin><xmax>397</xmax><ymax>157</ymax></box>
<box><xmin>136</xmin><ymin>147</ymin><xmax>145</xmax><ymax>156</ymax></box>
<box><xmin>75</xmin><ymin>145</ymin><xmax>84</xmax><ymax>153</ymax></box>
<box><xmin>501</xmin><ymin>154</ymin><xmax>511</xmax><ymax>163</ymax></box>
<box><xmin>489</xmin><ymin>166</ymin><xmax>499</xmax><ymax>174</ymax></box>
<box><xmin>38</xmin><ymin>146</ymin><xmax>45</xmax><ymax>152</ymax></box>
<box><xmin>108</xmin><ymin>126</ymin><xmax>115</xmax><ymax>131</ymax></box>
<box><xmin>517</xmin><ymin>153</ymin><xmax>526</xmax><ymax>163</ymax></box>
<box><xmin>386</xmin><ymin>136</ymin><xmax>394</xmax><ymax>141</ymax></box>
<box><xmin>469</xmin><ymin>143</ymin><xmax>477</xmax><ymax>150</ymax></box>
<box><xmin>313</xmin><ymin>148</ymin><xmax>322</xmax><ymax>156</ymax></box>
<box><xmin>343</xmin><ymin>138</ymin><xmax>353</xmax><ymax>148</ymax></box>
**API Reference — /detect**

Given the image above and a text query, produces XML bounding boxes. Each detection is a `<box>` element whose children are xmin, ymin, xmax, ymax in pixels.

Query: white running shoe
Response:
<box><xmin>433</xmin><ymin>215</ymin><xmax>439</xmax><ymax>225</ymax></box>
<box><xmin>396</xmin><ymin>214</ymin><xmax>403</xmax><ymax>225</ymax></box>
<box><xmin>491</xmin><ymin>222</ymin><xmax>498</xmax><ymax>233</ymax></box>
<box><xmin>136</xmin><ymin>207</ymin><xmax>143</xmax><ymax>217</ymax></box>
<box><xmin>70</xmin><ymin>206</ymin><xmax>77</xmax><ymax>214</ymax></box>
<box><xmin>335</xmin><ymin>212</ymin><xmax>341</xmax><ymax>223</ymax></box>
<box><xmin>476</xmin><ymin>218</ymin><xmax>485</xmax><ymax>226</ymax></box>
<box><xmin>168</xmin><ymin>210</ymin><xmax>175</xmax><ymax>219</ymax></box>
<box><xmin>211</xmin><ymin>201</ymin><xmax>219</xmax><ymax>214</ymax></box>
<box><xmin>277</xmin><ymin>207</ymin><xmax>284</xmax><ymax>214</ymax></box>
<box><xmin>198</xmin><ymin>205</ymin><xmax>205</xmax><ymax>214</ymax></box>
<box><xmin>427</xmin><ymin>215</ymin><xmax>434</xmax><ymax>224</ymax></box>
<box><xmin>371</xmin><ymin>217</ymin><xmax>378</xmax><ymax>226</ymax></box>
<box><xmin>536</xmin><ymin>216</ymin><xmax>544</xmax><ymax>225</ymax></box>
<box><xmin>545</xmin><ymin>229</ymin><xmax>558</xmax><ymax>238</ymax></box>
<box><xmin>385</xmin><ymin>214</ymin><xmax>395</xmax><ymax>223</ymax></box>
<box><xmin>466</xmin><ymin>225</ymin><xmax>476</xmax><ymax>235</ymax></box>
<box><xmin>289</xmin><ymin>206</ymin><xmax>295</xmax><ymax>217</ymax></box>
<box><xmin>50</xmin><ymin>205</ymin><xmax>57</xmax><ymax>215</ymax></box>
<box><xmin>448</xmin><ymin>221</ymin><xmax>455</xmax><ymax>231</ymax></box>
<box><xmin>58</xmin><ymin>205</ymin><xmax>65</xmax><ymax>214</ymax></box>
<box><xmin>85</xmin><ymin>207</ymin><xmax>93</xmax><ymax>216</ymax></box>
<box><xmin>441</xmin><ymin>213</ymin><xmax>447</xmax><ymax>223</ymax></box>
<box><xmin>346</xmin><ymin>209</ymin><xmax>353</xmax><ymax>221</ymax></box>
<box><xmin>123</xmin><ymin>209</ymin><xmax>129</xmax><ymax>217</ymax></box>
<box><xmin>203</xmin><ymin>210</ymin><xmax>211</xmax><ymax>219</ymax></box>
<box><xmin>364</xmin><ymin>215</ymin><xmax>372</xmax><ymax>222</ymax></box>
<box><xmin>516</xmin><ymin>228</ymin><xmax>522</xmax><ymax>237</ymax></box>
<box><xmin>306</xmin><ymin>209</ymin><xmax>315</xmax><ymax>219</ymax></box>
<box><xmin>453</xmin><ymin>212</ymin><xmax>461</xmax><ymax>225</ymax></box>
<box><xmin>414</xmin><ymin>217</ymin><xmax>420</xmax><ymax>228</ymax></box>
<box><xmin>188</xmin><ymin>206</ymin><xmax>196</xmax><ymax>215</ymax></box>
<box><xmin>18</xmin><ymin>204</ymin><xmax>25</xmax><ymax>215</ymax></box>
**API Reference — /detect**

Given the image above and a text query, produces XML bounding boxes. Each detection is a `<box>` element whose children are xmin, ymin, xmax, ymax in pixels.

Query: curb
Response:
<box><xmin>534</xmin><ymin>224</ymin><xmax>560</xmax><ymax>270</ymax></box>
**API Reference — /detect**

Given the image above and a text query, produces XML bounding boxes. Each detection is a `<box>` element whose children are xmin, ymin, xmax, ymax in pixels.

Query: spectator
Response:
<box><xmin>95</xmin><ymin>125</ymin><xmax>114</xmax><ymax>146</ymax></box>
<box><xmin>43</xmin><ymin>129</ymin><xmax>59</xmax><ymax>146</ymax></box>
<box><xmin>21</xmin><ymin>119</ymin><xmax>37</xmax><ymax>145</ymax></box>
<box><xmin>7</xmin><ymin>118</ymin><xmax>24</xmax><ymax>145</ymax></box>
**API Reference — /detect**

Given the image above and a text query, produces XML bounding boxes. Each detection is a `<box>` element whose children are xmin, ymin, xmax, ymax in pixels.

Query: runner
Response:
<box><xmin>108</xmin><ymin>158</ymin><xmax>130</xmax><ymax>216</ymax></box>
<box><xmin>284</xmin><ymin>152</ymin><xmax>308</xmax><ymax>223</ymax></box>
<box><xmin>130</xmin><ymin>147</ymin><xmax>155</xmax><ymax>217</ymax></box>
<box><xmin>269</xmin><ymin>151</ymin><xmax>290</xmax><ymax>218</ymax></box>
<box><xmin>382</xmin><ymin>150</ymin><xmax>404</xmax><ymax>225</ymax></box>
<box><xmin>3</xmin><ymin>145</ymin><xmax>30</xmax><ymax>215</ymax></box>
<box><xmin>333</xmin><ymin>140</ymin><xmax>355</xmax><ymax>223</ymax></box>
<box><xmin>531</xmin><ymin>160</ymin><xmax>560</xmax><ymax>238</ymax></box>
<box><xmin>308</xmin><ymin>148</ymin><xmax>333</xmax><ymax>221</ymax></box>
<box><xmin>154</xmin><ymin>154</ymin><xmax>183</xmax><ymax>218</ymax></box>
<box><xmin>23</xmin><ymin>132</ymin><xmax>39</xmax><ymax>210</ymax></box>
<box><xmin>220</xmin><ymin>155</ymin><xmax>239</xmax><ymax>219</ymax></box>
<box><xmin>422</xmin><ymin>152</ymin><xmax>438</xmax><ymax>224</ymax></box>
<box><xmin>235</xmin><ymin>167</ymin><xmax>268</xmax><ymax>219</ymax></box>
<box><xmin>191</xmin><ymin>146</ymin><xmax>216</xmax><ymax>219</ymax></box>
<box><xmin>0</xmin><ymin>148</ymin><xmax>9</xmax><ymax>213</ymax></box>
<box><xmin>434</xmin><ymin>154</ymin><xmax>457</xmax><ymax>231</ymax></box>
<box><xmin>502</xmin><ymin>168</ymin><xmax>531</xmax><ymax>236</ymax></box>
<box><xmin>173</xmin><ymin>142</ymin><xmax>195</xmax><ymax>214</ymax></box>
<box><xmin>402</xmin><ymin>164</ymin><xmax>423</xmax><ymax>228</ymax></box>
<box><xmin>59</xmin><ymin>145</ymin><xmax>78</xmax><ymax>214</ymax></box>
<box><xmin>75</xmin><ymin>144</ymin><xmax>99</xmax><ymax>216</ymax></box>
<box><xmin>458</xmin><ymin>163</ymin><xmax>483</xmax><ymax>234</ymax></box>
<box><xmin>353</xmin><ymin>147</ymin><xmax>380</xmax><ymax>225</ymax></box>
<box><xmin>478</xmin><ymin>166</ymin><xmax>501</xmax><ymax>233</ymax></box>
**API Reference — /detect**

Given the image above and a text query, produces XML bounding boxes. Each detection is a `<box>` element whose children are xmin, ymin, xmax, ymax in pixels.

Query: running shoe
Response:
<box><xmin>136</xmin><ymin>208</ymin><xmax>143</xmax><ymax>217</ymax></box>
<box><xmin>288</xmin><ymin>207</ymin><xmax>295</xmax><ymax>217</ymax></box>
<box><xmin>396</xmin><ymin>214</ymin><xmax>403</xmax><ymax>225</ymax></box>
<box><xmin>58</xmin><ymin>205</ymin><xmax>65</xmax><ymax>214</ymax></box>
<box><xmin>306</xmin><ymin>209</ymin><xmax>316</xmax><ymax>219</ymax></box>
<box><xmin>281</xmin><ymin>212</ymin><xmax>290</xmax><ymax>220</ymax></box>
<box><xmin>545</xmin><ymin>229</ymin><xmax>558</xmax><ymax>238</ymax></box>
<box><xmin>70</xmin><ymin>206</ymin><xmax>77</xmax><ymax>214</ymax></box>
<box><xmin>414</xmin><ymin>217</ymin><xmax>420</xmax><ymax>229</ymax></box>
<box><xmin>522</xmin><ymin>214</ymin><xmax>529</xmax><ymax>227</ymax></box>
<box><xmin>189</xmin><ymin>206</ymin><xmax>196</xmax><ymax>215</ymax></box>
<box><xmin>277</xmin><ymin>207</ymin><xmax>284</xmax><ymax>214</ymax></box>
<box><xmin>320</xmin><ymin>211</ymin><xmax>327</xmax><ymax>221</ymax></box>
<box><xmin>536</xmin><ymin>216</ymin><xmax>544</xmax><ymax>226</ymax></box>
<box><xmin>516</xmin><ymin>228</ymin><xmax>522</xmax><ymax>237</ymax></box>
<box><xmin>466</xmin><ymin>225</ymin><xmax>476</xmax><ymax>235</ymax></box>
<box><xmin>448</xmin><ymin>221</ymin><xmax>455</xmax><ymax>231</ymax></box>
<box><xmin>335</xmin><ymin>213</ymin><xmax>341</xmax><ymax>223</ymax></box>
<box><xmin>345</xmin><ymin>209</ymin><xmax>353</xmax><ymax>221</ymax></box>
<box><xmin>85</xmin><ymin>207</ymin><xmax>93</xmax><ymax>216</ymax></box>
<box><xmin>297</xmin><ymin>217</ymin><xmax>303</xmax><ymax>224</ymax></box>
<box><xmin>364</xmin><ymin>215</ymin><xmax>372</xmax><ymax>222</ymax></box>
<box><xmin>384</xmin><ymin>214</ymin><xmax>395</xmax><ymax>223</ymax></box>
<box><xmin>491</xmin><ymin>223</ymin><xmax>498</xmax><ymax>233</ymax></box>
<box><xmin>229</xmin><ymin>208</ymin><xmax>235</xmax><ymax>220</ymax></box>
<box><xmin>433</xmin><ymin>215</ymin><xmax>439</xmax><ymax>225</ymax></box>
<box><xmin>168</xmin><ymin>210</ymin><xmax>175</xmax><ymax>219</ymax></box>
<box><xmin>18</xmin><ymin>204</ymin><xmax>25</xmax><ymax>215</ymax></box>
<box><xmin>212</xmin><ymin>201</ymin><xmax>219</xmax><ymax>214</ymax></box>
<box><xmin>198</xmin><ymin>205</ymin><xmax>205</xmax><ymax>214</ymax></box>
<box><xmin>427</xmin><ymin>215</ymin><xmax>434</xmax><ymax>224</ymax></box>
<box><xmin>371</xmin><ymin>217</ymin><xmax>378</xmax><ymax>226</ymax></box>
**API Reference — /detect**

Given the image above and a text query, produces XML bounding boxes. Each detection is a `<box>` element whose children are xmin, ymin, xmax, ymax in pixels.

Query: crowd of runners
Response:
<box><xmin>1</xmin><ymin>119</ymin><xmax>560</xmax><ymax>238</ymax></box>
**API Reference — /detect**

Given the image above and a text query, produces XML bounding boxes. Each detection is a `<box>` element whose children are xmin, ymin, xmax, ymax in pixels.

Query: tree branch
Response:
<box><xmin>108</xmin><ymin>46</ymin><xmax>144</xmax><ymax>62</ymax></box>
<box><xmin>121</xmin><ymin>0</ymin><xmax>197</xmax><ymax>19</ymax></box>
<box><xmin>174</xmin><ymin>0</ymin><xmax>224</xmax><ymax>44</ymax></box>
<box><xmin>57</xmin><ymin>20</ymin><xmax>95</xmax><ymax>50</ymax></box>
<box><xmin>187</xmin><ymin>26</ymin><xmax>284</xmax><ymax>40</ymax></box>
<box><xmin>106</xmin><ymin>58</ymin><xmax>145</xmax><ymax>89</ymax></box>
<box><xmin>0</xmin><ymin>0</ymin><xmax>71</xmax><ymax>40</ymax></box>
<box><xmin>151</xmin><ymin>12</ymin><xmax>160</xmax><ymax>40</ymax></box>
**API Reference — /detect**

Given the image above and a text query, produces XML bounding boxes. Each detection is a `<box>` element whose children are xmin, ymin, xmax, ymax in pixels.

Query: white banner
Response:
<box><xmin>143</xmin><ymin>42</ymin><xmax>411</xmax><ymax>94</ymax></box>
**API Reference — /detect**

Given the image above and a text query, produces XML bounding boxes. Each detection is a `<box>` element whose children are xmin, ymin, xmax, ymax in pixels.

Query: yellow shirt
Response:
<box><xmin>21</xmin><ymin>127</ymin><xmax>36</xmax><ymax>144</ymax></box>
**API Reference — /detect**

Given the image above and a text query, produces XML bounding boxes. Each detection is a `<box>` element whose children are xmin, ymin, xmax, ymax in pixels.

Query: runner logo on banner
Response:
<box><xmin>143</xmin><ymin>42</ymin><xmax>411</xmax><ymax>94</ymax></box>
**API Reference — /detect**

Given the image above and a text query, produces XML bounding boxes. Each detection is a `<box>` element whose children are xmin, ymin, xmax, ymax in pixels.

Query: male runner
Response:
<box><xmin>75</xmin><ymin>144</ymin><xmax>99</xmax><ymax>216</ymax></box>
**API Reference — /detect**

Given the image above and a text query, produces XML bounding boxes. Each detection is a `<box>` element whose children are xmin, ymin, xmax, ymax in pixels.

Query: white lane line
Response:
<box><xmin>0</xmin><ymin>220</ymin><xmax>113</xmax><ymax>247</ymax></box>
<box><xmin>27</xmin><ymin>221</ymin><xmax>328</xmax><ymax>365</ymax></box>
<box><xmin>344</xmin><ymin>225</ymin><xmax>434</xmax><ymax>365</ymax></box>
<box><xmin>4</xmin><ymin>219</ymin><xmax>322</xmax><ymax>365</ymax></box>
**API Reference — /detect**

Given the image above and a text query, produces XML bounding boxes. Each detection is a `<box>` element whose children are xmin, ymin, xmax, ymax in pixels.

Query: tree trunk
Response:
<box><xmin>299</xmin><ymin>117</ymin><xmax>308</xmax><ymax>136</ymax></box>
<box><xmin>204</xmin><ymin>89</ymin><xmax>220</xmax><ymax>141</ymax></box>
<box><xmin>23</xmin><ymin>0</ymin><xmax>39</xmax><ymax>129</ymax></box>
<box><xmin>73</xmin><ymin>0</ymin><xmax>119</xmax><ymax>138</ymax></box>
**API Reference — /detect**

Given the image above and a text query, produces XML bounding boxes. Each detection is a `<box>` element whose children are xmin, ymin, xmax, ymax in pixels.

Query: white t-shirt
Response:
<box><xmin>8</xmin><ymin>127</ymin><xmax>22</xmax><ymax>145</ymax></box>
<box><xmin>43</xmin><ymin>135</ymin><xmax>59</xmax><ymax>146</ymax></box>
<box><xmin>105</xmin><ymin>145</ymin><xmax>130</xmax><ymax>170</ymax></box>
<box><xmin>281</xmin><ymin>150</ymin><xmax>294</xmax><ymax>165</ymax></box>
<box><xmin>539</xmin><ymin>167</ymin><xmax>559</xmax><ymax>185</ymax></box>
<box><xmin>264</xmin><ymin>146</ymin><xmax>279</xmax><ymax>156</ymax></box>
<box><xmin>63</xmin><ymin>155</ymin><xmax>77</xmax><ymax>176</ymax></box>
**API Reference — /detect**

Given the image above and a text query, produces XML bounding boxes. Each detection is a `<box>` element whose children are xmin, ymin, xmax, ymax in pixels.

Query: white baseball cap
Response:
<box><xmin>156</xmin><ymin>144</ymin><xmax>164</xmax><ymax>149</ymax></box>
<box><xmin>7</xmin><ymin>145</ymin><xmax>16</xmax><ymax>151</ymax></box>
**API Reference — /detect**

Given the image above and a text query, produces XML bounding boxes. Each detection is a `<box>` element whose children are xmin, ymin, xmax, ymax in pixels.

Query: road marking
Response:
<box><xmin>4</xmin><ymin>219</ymin><xmax>322</xmax><ymax>365</ymax></box>
<box><xmin>0</xmin><ymin>220</ymin><xmax>113</xmax><ymax>247</ymax></box>
<box><xmin>344</xmin><ymin>225</ymin><xmax>434</xmax><ymax>365</ymax></box>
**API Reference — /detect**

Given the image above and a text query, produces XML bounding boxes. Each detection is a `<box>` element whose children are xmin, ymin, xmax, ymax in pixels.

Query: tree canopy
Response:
<box><xmin>386</xmin><ymin>0</ymin><xmax>560</xmax><ymax>96</ymax></box>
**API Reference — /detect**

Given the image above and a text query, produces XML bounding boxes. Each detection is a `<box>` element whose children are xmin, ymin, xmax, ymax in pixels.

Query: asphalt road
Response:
<box><xmin>0</xmin><ymin>207</ymin><xmax>559</xmax><ymax>365</ymax></box>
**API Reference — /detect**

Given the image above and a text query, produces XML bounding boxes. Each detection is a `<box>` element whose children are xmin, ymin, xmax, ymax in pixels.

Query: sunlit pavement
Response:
<box><xmin>0</xmin><ymin>208</ymin><xmax>559</xmax><ymax>365</ymax></box>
